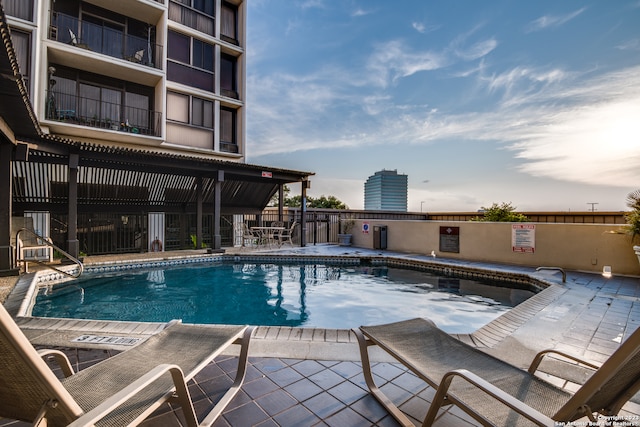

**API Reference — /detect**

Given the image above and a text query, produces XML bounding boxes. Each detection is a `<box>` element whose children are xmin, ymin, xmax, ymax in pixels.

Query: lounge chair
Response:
<box><xmin>0</xmin><ymin>303</ymin><xmax>254</xmax><ymax>426</ymax></box>
<box><xmin>353</xmin><ymin>317</ymin><xmax>640</xmax><ymax>427</ymax></box>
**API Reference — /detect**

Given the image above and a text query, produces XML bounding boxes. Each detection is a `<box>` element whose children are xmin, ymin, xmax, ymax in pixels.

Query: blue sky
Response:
<box><xmin>245</xmin><ymin>1</ymin><xmax>640</xmax><ymax>212</ymax></box>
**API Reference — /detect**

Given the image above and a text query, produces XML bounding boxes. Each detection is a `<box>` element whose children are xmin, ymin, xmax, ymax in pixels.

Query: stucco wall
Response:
<box><xmin>350</xmin><ymin>220</ymin><xmax>640</xmax><ymax>276</ymax></box>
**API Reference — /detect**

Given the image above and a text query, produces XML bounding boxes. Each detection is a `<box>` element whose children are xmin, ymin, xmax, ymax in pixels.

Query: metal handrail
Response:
<box><xmin>16</xmin><ymin>228</ymin><xmax>84</xmax><ymax>278</ymax></box>
<box><xmin>535</xmin><ymin>266</ymin><xmax>566</xmax><ymax>283</ymax></box>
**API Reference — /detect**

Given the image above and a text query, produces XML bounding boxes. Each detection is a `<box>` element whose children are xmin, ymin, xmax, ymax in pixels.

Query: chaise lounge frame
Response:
<box><xmin>0</xmin><ymin>303</ymin><xmax>254</xmax><ymax>427</ymax></box>
<box><xmin>353</xmin><ymin>317</ymin><xmax>640</xmax><ymax>427</ymax></box>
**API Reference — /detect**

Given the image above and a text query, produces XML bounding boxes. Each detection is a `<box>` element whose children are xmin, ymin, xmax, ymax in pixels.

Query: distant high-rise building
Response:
<box><xmin>364</xmin><ymin>169</ymin><xmax>408</xmax><ymax>211</ymax></box>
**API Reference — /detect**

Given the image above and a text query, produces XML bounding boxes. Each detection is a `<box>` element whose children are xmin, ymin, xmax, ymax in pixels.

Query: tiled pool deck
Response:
<box><xmin>2</xmin><ymin>244</ymin><xmax>639</xmax><ymax>426</ymax></box>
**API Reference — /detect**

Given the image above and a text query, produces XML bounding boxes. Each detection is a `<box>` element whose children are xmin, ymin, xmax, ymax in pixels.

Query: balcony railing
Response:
<box><xmin>168</xmin><ymin>1</ymin><xmax>215</xmax><ymax>36</ymax></box>
<box><xmin>49</xmin><ymin>12</ymin><xmax>163</xmax><ymax>70</ymax></box>
<box><xmin>46</xmin><ymin>90</ymin><xmax>161</xmax><ymax>137</ymax></box>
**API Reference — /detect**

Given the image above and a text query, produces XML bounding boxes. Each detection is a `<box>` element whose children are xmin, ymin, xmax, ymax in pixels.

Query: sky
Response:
<box><xmin>245</xmin><ymin>1</ymin><xmax>640</xmax><ymax>213</ymax></box>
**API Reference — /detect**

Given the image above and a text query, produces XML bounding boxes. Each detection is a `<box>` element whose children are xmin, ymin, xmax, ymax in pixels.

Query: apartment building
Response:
<box><xmin>0</xmin><ymin>0</ymin><xmax>311</xmax><ymax>266</ymax></box>
<box><xmin>6</xmin><ymin>0</ymin><xmax>245</xmax><ymax>157</ymax></box>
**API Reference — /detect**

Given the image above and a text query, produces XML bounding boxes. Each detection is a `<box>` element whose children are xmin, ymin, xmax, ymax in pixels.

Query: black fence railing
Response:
<box><xmin>48</xmin><ymin>210</ymin><xmax>428</xmax><ymax>255</ymax></box>
<box><xmin>46</xmin><ymin>90</ymin><xmax>162</xmax><ymax>137</ymax></box>
<box><xmin>255</xmin><ymin>209</ymin><xmax>429</xmax><ymax>245</ymax></box>
<box><xmin>49</xmin><ymin>12</ymin><xmax>163</xmax><ymax>70</ymax></box>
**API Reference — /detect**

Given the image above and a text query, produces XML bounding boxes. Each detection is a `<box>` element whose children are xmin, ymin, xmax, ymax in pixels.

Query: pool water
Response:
<box><xmin>33</xmin><ymin>263</ymin><xmax>535</xmax><ymax>333</ymax></box>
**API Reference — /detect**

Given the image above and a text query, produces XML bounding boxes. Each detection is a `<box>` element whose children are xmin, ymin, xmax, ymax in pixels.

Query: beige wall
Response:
<box><xmin>351</xmin><ymin>220</ymin><xmax>640</xmax><ymax>276</ymax></box>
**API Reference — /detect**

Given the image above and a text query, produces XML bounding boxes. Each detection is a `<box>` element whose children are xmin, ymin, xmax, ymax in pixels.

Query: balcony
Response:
<box><xmin>49</xmin><ymin>12</ymin><xmax>162</xmax><ymax>70</ymax></box>
<box><xmin>46</xmin><ymin>90</ymin><xmax>161</xmax><ymax>137</ymax></box>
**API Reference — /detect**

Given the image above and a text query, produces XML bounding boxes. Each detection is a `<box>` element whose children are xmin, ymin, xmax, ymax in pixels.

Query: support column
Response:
<box><xmin>196</xmin><ymin>176</ymin><xmax>203</xmax><ymax>249</ymax></box>
<box><xmin>213</xmin><ymin>170</ymin><xmax>224</xmax><ymax>250</ymax></box>
<box><xmin>0</xmin><ymin>142</ymin><xmax>17</xmax><ymax>274</ymax></box>
<box><xmin>67</xmin><ymin>154</ymin><xmax>79</xmax><ymax>258</ymax></box>
<box><xmin>278</xmin><ymin>184</ymin><xmax>284</xmax><ymax>221</ymax></box>
<box><xmin>300</xmin><ymin>180</ymin><xmax>309</xmax><ymax>247</ymax></box>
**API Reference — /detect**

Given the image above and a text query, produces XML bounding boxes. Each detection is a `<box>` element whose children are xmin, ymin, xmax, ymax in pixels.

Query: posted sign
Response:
<box><xmin>512</xmin><ymin>224</ymin><xmax>535</xmax><ymax>253</ymax></box>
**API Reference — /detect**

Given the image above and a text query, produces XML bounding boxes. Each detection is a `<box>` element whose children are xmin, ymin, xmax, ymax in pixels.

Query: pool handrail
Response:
<box><xmin>535</xmin><ymin>266</ymin><xmax>566</xmax><ymax>283</ymax></box>
<box><xmin>16</xmin><ymin>227</ymin><xmax>84</xmax><ymax>278</ymax></box>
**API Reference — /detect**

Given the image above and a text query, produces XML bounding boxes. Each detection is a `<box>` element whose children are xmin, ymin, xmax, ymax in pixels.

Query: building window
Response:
<box><xmin>220</xmin><ymin>54</ymin><xmax>237</xmax><ymax>99</ymax></box>
<box><xmin>167</xmin><ymin>31</ymin><xmax>191</xmax><ymax>63</ymax></box>
<box><xmin>220</xmin><ymin>107</ymin><xmax>238</xmax><ymax>153</ymax></box>
<box><xmin>167</xmin><ymin>91</ymin><xmax>213</xmax><ymax>129</ymax></box>
<box><xmin>192</xmin><ymin>98</ymin><xmax>213</xmax><ymax>128</ymax></box>
<box><xmin>168</xmin><ymin>0</ymin><xmax>215</xmax><ymax>36</ymax></box>
<box><xmin>167</xmin><ymin>30</ymin><xmax>214</xmax><ymax>91</ymax></box>
<box><xmin>167</xmin><ymin>92</ymin><xmax>189</xmax><ymax>123</ymax></box>
<box><xmin>221</xmin><ymin>2</ymin><xmax>238</xmax><ymax>44</ymax></box>
<box><xmin>193</xmin><ymin>0</ymin><xmax>215</xmax><ymax>16</ymax></box>
<box><xmin>10</xmin><ymin>29</ymin><xmax>31</xmax><ymax>88</ymax></box>
<box><xmin>4</xmin><ymin>0</ymin><xmax>34</xmax><ymax>21</ymax></box>
<box><xmin>193</xmin><ymin>39</ymin><xmax>214</xmax><ymax>72</ymax></box>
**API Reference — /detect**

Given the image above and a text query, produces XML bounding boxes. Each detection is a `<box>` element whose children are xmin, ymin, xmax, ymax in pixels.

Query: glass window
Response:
<box><xmin>4</xmin><ymin>0</ymin><xmax>34</xmax><ymax>21</ymax></box>
<box><xmin>192</xmin><ymin>97</ymin><xmax>213</xmax><ymax>128</ymax></box>
<box><xmin>193</xmin><ymin>39</ymin><xmax>214</xmax><ymax>71</ymax></box>
<box><xmin>220</xmin><ymin>107</ymin><xmax>236</xmax><ymax>143</ymax></box>
<box><xmin>220</xmin><ymin>54</ymin><xmax>236</xmax><ymax>93</ymax></box>
<box><xmin>79</xmin><ymin>83</ymin><xmax>100</xmax><ymax>120</ymax></box>
<box><xmin>193</xmin><ymin>0</ymin><xmax>214</xmax><ymax>17</ymax></box>
<box><xmin>167</xmin><ymin>92</ymin><xmax>190</xmax><ymax>123</ymax></box>
<box><xmin>10</xmin><ymin>30</ymin><xmax>30</xmax><ymax>82</ymax></box>
<box><xmin>125</xmin><ymin>92</ymin><xmax>150</xmax><ymax>129</ymax></box>
<box><xmin>221</xmin><ymin>2</ymin><xmax>237</xmax><ymax>41</ymax></box>
<box><xmin>168</xmin><ymin>30</ymin><xmax>190</xmax><ymax>63</ymax></box>
<box><xmin>101</xmin><ymin>87</ymin><xmax>122</xmax><ymax>123</ymax></box>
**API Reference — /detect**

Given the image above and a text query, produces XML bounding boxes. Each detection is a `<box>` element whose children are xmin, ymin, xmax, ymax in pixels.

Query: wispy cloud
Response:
<box><xmin>366</xmin><ymin>40</ymin><xmax>449</xmax><ymax>87</ymax></box>
<box><xmin>525</xmin><ymin>7</ymin><xmax>587</xmax><ymax>32</ymax></box>
<box><xmin>454</xmin><ymin>38</ymin><xmax>498</xmax><ymax>61</ymax></box>
<box><xmin>249</xmin><ymin>60</ymin><xmax>640</xmax><ymax>187</ymax></box>
<box><xmin>298</xmin><ymin>0</ymin><xmax>325</xmax><ymax>10</ymax></box>
<box><xmin>412</xmin><ymin>22</ymin><xmax>426</xmax><ymax>33</ymax></box>
<box><xmin>616</xmin><ymin>38</ymin><xmax>640</xmax><ymax>51</ymax></box>
<box><xmin>352</xmin><ymin>8</ymin><xmax>373</xmax><ymax>17</ymax></box>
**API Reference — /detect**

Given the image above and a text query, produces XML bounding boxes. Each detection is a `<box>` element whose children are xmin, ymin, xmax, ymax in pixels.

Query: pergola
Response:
<box><xmin>0</xmin><ymin>6</ymin><xmax>312</xmax><ymax>274</ymax></box>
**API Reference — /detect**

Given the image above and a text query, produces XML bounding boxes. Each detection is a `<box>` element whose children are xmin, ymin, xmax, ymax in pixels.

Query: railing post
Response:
<box><xmin>312</xmin><ymin>211</ymin><xmax>317</xmax><ymax>245</ymax></box>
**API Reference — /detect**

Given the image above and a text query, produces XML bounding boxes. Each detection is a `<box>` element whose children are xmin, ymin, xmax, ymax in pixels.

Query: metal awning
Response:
<box><xmin>12</xmin><ymin>137</ymin><xmax>313</xmax><ymax>214</ymax></box>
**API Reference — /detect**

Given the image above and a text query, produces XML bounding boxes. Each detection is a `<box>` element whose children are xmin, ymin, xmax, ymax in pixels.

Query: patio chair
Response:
<box><xmin>269</xmin><ymin>221</ymin><xmax>285</xmax><ymax>246</ymax></box>
<box><xmin>0</xmin><ymin>303</ymin><xmax>254</xmax><ymax>427</ymax></box>
<box><xmin>238</xmin><ymin>222</ymin><xmax>259</xmax><ymax>249</ymax></box>
<box><xmin>277</xmin><ymin>221</ymin><xmax>298</xmax><ymax>246</ymax></box>
<box><xmin>353</xmin><ymin>317</ymin><xmax>640</xmax><ymax>427</ymax></box>
<box><xmin>134</xmin><ymin>49</ymin><xmax>145</xmax><ymax>63</ymax></box>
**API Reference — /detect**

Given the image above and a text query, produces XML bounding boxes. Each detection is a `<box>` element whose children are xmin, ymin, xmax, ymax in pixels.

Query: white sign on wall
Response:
<box><xmin>512</xmin><ymin>224</ymin><xmax>535</xmax><ymax>253</ymax></box>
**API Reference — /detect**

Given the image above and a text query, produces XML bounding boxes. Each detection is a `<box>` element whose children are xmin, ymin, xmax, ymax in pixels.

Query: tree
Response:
<box><xmin>309</xmin><ymin>195</ymin><xmax>348</xmax><ymax>209</ymax></box>
<box><xmin>625</xmin><ymin>189</ymin><xmax>640</xmax><ymax>242</ymax></box>
<box><xmin>472</xmin><ymin>202</ymin><xmax>529</xmax><ymax>222</ymax></box>
<box><xmin>269</xmin><ymin>185</ymin><xmax>348</xmax><ymax>209</ymax></box>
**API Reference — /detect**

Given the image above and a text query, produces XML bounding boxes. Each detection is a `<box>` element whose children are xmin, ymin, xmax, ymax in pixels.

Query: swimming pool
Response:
<box><xmin>32</xmin><ymin>259</ymin><xmax>538</xmax><ymax>333</ymax></box>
